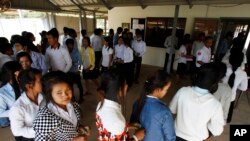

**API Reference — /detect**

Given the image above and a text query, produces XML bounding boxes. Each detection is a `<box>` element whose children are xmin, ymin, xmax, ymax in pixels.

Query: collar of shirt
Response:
<box><xmin>103</xmin><ymin>45</ymin><xmax>109</xmax><ymax>49</ymax></box>
<box><xmin>147</xmin><ymin>95</ymin><xmax>159</xmax><ymax>100</ymax></box>
<box><xmin>47</xmin><ymin>102</ymin><xmax>78</xmax><ymax>127</ymax></box>
<box><xmin>192</xmin><ymin>86</ymin><xmax>209</xmax><ymax>95</ymax></box>
<box><xmin>99</xmin><ymin>99</ymin><xmax>122</xmax><ymax>110</ymax></box>
<box><xmin>50</xmin><ymin>44</ymin><xmax>61</xmax><ymax>50</ymax></box>
<box><xmin>22</xmin><ymin>92</ymin><xmax>44</xmax><ymax>106</ymax></box>
<box><xmin>203</xmin><ymin>46</ymin><xmax>211</xmax><ymax>52</ymax></box>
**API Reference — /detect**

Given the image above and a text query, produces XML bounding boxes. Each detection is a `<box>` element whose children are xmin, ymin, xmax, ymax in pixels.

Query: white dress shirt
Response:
<box><xmin>192</xmin><ymin>41</ymin><xmax>204</xmax><ymax>57</ymax></box>
<box><xmin>170</xmin><ymin>86</ymin><xmax>224</xmax><ymax>141</ymax></box>
<box><xmin>123</xmin><ymin>47</ymin><xmax>133</xmax><ymax>63</ymax></box>
<box><xmin>114</xmin><ymin>44</ymin><xmax>125</xmax><ymax>60</ymax></box>
<box><xmin>79</xmin><ymin>36</ymin><xmax>83</xmax><ymax>48</ymax></box>
<box><xmin>47</xmin><ymin>102</ymin><xmax>78</xmax><ymax>128</ymax></box>
<box><xmin>164</xmin><ymin>36</ymin><xmax>178</xmax><ymax>54</ymax></box>
<box><xmin>178</xmin><ymin>45</ymin><xmax>187</xmax><ymax>64</ymax></box>
<box><xmin>91</xmin><ymin>35</ymin><xmax>103</xmax><ymax>52</ymax></box>
<box><xmin>0</xmin><ymin>52</ymin><xmax>12</xmax><ymax>70</ymax></box>
<box><xmin>96</xmin><ymin>99</ymin><xmax>126</xmax><ymax>135</ymax></box>
<box><xmin>102</xmin><ymin>46</ymin><xmax>113</xmax><ymax>67</ymax></box>
<box><xmin>214</xmin><ymin>82</ymin><xmax>232</xmax><ymax>121</ymax></box>
<box><xmin>222</xmin><ymin>67</ymin><xmax>248</xmax><ymax>101</ymax></box>
<box><xmin>45</xmin><ymin>45</ymin><xmax>72</xmax><ymax>73</ymax></box>
<box><xmin>132</xmin><ymin>40</ymin><xmax>146</xmax><ymax>57</ymax></box>
<box><xmin>9</xmin><ymin>93</ymin><xmax>45</xmax><ymax>138</ymax></box>
<box><xmin>196</xmin><ymin>46</ymin><xmax>211</xmax><ymax>67</ymax></box>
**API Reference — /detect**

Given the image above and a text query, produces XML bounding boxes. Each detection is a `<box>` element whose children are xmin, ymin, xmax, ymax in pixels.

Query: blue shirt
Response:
<box><xmin>0</xmin><ymin>83</ymin><xmax>16</xmax><ymax>118</ymax></box>
<box><xmin>30</xmin><ymin>51</ymin><xmax>47</xmax><ymax>74</ymax></box>
<box><xmin>131</xmin><ymin>96</ymin><xmax>176</xmax><ymax>141</ymax></box>
<box><xmin>69</xmin><ymin>49</ymin><xmax>82</xmax><ymax>72</ymax></box>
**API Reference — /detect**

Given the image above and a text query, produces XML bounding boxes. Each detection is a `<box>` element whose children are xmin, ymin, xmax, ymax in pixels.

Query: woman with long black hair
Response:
<box><xmin>0</xmin><ymin>61</ymin><xmax>22</xmax><ymax>128</ymax></box>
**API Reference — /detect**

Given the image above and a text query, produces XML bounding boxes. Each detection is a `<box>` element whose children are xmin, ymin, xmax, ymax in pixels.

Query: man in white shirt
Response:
<box><xmin>45</xmin><ymin>28</ymin><xmax>72</xmax><ymax>73</ymax></box>
<box><xmin>164</xmin><ymin>35</ymin><xmax>178</xmax><ymax>74</ymax></box>
<box><xmin>132</xmin><ymin>33</ymin><xmax>146</xmax><ymax>83</ymax></box>
<box><xmin>196</xmin><ymin>36</ymin><xmax>213</xmax><ymax>68</ymax></box>
<box><xmin>191</xmin><ymin>32</ymin><xmax>205</xmax><ymax>73</ymax></box>
<box><xmin>192</xmin><ymin>33</ymin><xmax>205</xmax><ymax>59</ymax></box>
<box><xmin>91</xmin><ymin>28</ymin><xmax>103</xmax><ymax>71</ymax></box>
<box><xmin>170</xmin><ymin>63</ymin><xmax>224</xmax><ymax>141</ymax></box>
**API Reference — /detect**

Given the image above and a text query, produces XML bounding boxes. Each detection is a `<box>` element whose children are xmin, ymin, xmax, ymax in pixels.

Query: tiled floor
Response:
<box><xmin>1</xmin><ymin>65</ymin><xmax>250</xmax><ymax>141</ymax></box>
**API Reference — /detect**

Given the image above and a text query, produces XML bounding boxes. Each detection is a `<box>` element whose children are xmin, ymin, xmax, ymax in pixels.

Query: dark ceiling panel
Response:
<box><xmin>10</xmin><ymin>0</ymin><xmax>61</xmax><ymax>11</ymax></box>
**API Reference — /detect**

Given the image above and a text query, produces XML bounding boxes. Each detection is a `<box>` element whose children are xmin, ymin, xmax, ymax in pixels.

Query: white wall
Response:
<box><xmin>108</xmin><ymin>4</ymin><xmax>250</xmax><ymax>67</ymax></box>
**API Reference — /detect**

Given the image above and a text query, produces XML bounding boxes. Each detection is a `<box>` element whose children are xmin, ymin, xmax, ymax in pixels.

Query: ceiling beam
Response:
<box><xmin>69</xmin><ymin>0</ymin><xmax>107</xmax><ymax>13</ymax></box>
<box><xmin>99</xmin><ymin>0</ymin><xmax>113</xmax><ymax>10</ymax></box>
<box><xmin>65</xmin><ymin>9</ymin><xmax>108</xmax><ymax>13</ymax></box>
<box><xmin>70</xmin><ymin>0</ymin><xmax>84</xmax><ymax>10</ymax></box>
<box><xmin>10</xmin><ymin>0</ymin><xmax>61</xmax><ymax>12</ymax></box>
<box><xmin>137</xmin><ymin>0</ymin><xmax>147</xmax><ymax>9</ymax></box>
<box><xmin>59</xmin><ymin>4</ymin><xmax>103</xmax><ymax>8</ymax></box>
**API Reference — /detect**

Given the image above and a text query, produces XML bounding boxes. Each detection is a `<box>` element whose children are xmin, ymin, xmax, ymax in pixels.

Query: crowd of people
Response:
<box><xmin>0</xmin><ymin>25</ymin><xmax>249</xmax><ymax>141</ymax></box>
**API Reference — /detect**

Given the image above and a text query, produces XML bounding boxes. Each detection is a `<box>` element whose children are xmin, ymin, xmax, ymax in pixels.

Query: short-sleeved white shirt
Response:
<box><xmin>196</xmin><ymin>46</ymin><xmax>211</xmax><ymax>67</ymax></box>
<box><xmin>222</xmin><ymin>67</ymin><xmax>248</xmax><ymax>101</ymax></box>
<box><xmin>178</xmin><ymin>45</ymin><xmax>187</xmax><ymax>64</ymax></box>
<box><xmin>102</xmin><ymin>46</ymin><xmax>113</xmax><ymax>67</ymax></box>
<box><xmin>114</xmin><ymin>44</ymin><xmax>125</xmax><ymax>60</ymax></box>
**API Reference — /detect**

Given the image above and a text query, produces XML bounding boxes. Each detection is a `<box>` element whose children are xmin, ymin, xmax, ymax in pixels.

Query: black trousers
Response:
<box><xmin>101</xmin><ymin>66</ymin><xmax>109</xmax><ymax>73</ymax></box>
<box><xmin>227</xmin><ymin>101</ymin><xmax>235</xmax><ymax>123</ymax></box>
<box><xmin>15</xmin><ymin>136</ymin><xmax>34</xmax><ymax>141</ymax></box>
<box><xmin>134</xmin><ymin>56</ymin><xmax>142</xmax><ymax>81</ymax></box>
<box><xmin>68</xmin><ymin>72</ymin><xmax>84</xmax><ymax>99</ymax></box>
<box><xmin>124</xmin><ymin>62</ymin><xmax>133</xmax><ymax>87</ymax></box>
<box><xmin>95</xmin><ymin>51</ymin><xmax>102</xmax><ymax>69</ymax></box>
<box><xmin>163</xmin><ymin>53</ymin><xmax>175</xmax><ymax>73</ymax></box>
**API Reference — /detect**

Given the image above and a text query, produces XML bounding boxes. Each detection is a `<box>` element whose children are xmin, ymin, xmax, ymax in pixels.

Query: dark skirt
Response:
<box><xmin>82</xmin><ymin>69</ymin><xmax>98</xmax><ymax>79</ymax></box>
<box><xmin>177</xmin><ymin>63</ymin><xmax>187</xmax><ymax>75</ymax></box>
<box><xmin>101</xmin><ymin>66</ymin><xmax>109</xmax><ymax>73</ymax></box>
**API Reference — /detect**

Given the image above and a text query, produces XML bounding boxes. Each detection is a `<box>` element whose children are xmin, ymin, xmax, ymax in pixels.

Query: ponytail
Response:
<box><xmin>134</xmin><ymin>80</ymin><xmax>153</xmax><ymax>122</ymax></box>
<box><xmin>134</xmin><ymin>70</ymin><xmax>169</xmax><ymax>123</ymax></box>
<box><xmin>228</xmin><ymin>52</ymin><xmax>244</xmax><ymax>88</ymax></box>
<box><xmin>11</xmin><ymin>78</ymin><xmax>21</xmax><ymax>100</ymax></box>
